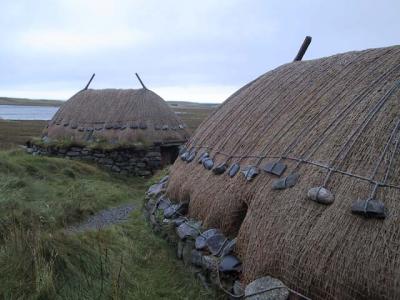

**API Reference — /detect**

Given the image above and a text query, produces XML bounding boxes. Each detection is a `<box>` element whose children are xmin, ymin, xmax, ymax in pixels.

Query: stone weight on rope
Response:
<box><xmin>242</xmin><ymin>166</ymin><xmax>259</xmax><ymax>181</ymax></box>
<box><xmin>272</xmin><ymin>173</ymin><xmax>299</xmax><ymax>190</ymax></box>
<box><xmin>198</xmin><ymin>152</ymin><xmax>209</xmax><ymax>164</ymax></box>
<box><xmin>180</xmin><ymin>151</ymin><xmax>190</xmax><ymax>161</ymax></box>
<box><xmin>220</xmin><ymin>238</ymin><xmax>237</xmax><ymax>257</ymax></box>
<box><xmin>186</xmin><ymin>150</ymin><xmax>196</xmax><ymax>163</ymax></box>
<box><xmin>351</xmin><ymin>199</ymin><xmax>386</xmax><ymax>219</ymax></box>
<box><xmin>245</xmin><ymin>276</ymin><xmax>289</xmax><ymax>300</ymax></box>
<box><xmin>176</xmin><ymin>221</ymin><xmax>201</xmax><ymax>240</ymax></box>
<box><xmin>262</xmin><ymin>161</ymin><xmax>287</xmax><ymax>177</ymax></box>
<box><xmin>156</xmin><ymin>196</ymin><xmax>171</xmax><ymax>210</ymax></box>
<box><xmin>308</xmin><ymin>187</ymin><xmax>334</xmax><ymax>204</ymax></box>
<box><xmin>212</xmin><ymin>163</ymin><xmax>228</xmax><ymax>175</ymax></box>
<box><xmin>219</xmin><ymin>255</ymin><xmax>242</xmax><ymax>273</ymax></box>
<box><xmin>164</xmin><ymin>203</ymin><xmax>189</xmax><ymax>219</ymax></box>
<box><xmin>179</xmin><ymin>146</ymin><xmax>187</xmax><ymax>156</ymax></box>
<box><xmin>206</xmin><ymin>233</ymin><xmax>227</xmax><ymax>255</ymax></box>
<box><xmin>202</xmin><ymin>158</ymin><xmax>214</xmax><ymax>170</ymax></box>
<box><xmin>228</xmin><ymin>163</ymin><xmax>240</xmax><ymax>177</ymax></box>
<box><xmin>195</xmin><ymin>228</ymin><xmax>220</xmax><ymax>250</ymax></box>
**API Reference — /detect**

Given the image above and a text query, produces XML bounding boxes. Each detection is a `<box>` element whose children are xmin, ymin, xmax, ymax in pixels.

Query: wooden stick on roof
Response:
<box><xmin>293</xmin><ymin>36</ymin><xmax>312</xmax><ymax>62</ymax></box>
<box><xmin>84</xmin><ymin>73</ymin><xmax>95</xmax><ymax>90</ymax></box>
<box><xmin>135</xmin><ymin>73</ymin><xmax>147</xmax><ymax>89</ymax></box>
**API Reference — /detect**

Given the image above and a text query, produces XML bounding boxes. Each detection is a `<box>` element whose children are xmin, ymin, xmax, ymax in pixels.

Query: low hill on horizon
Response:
<box><xmin>0</xmin><ymin>97</ymin><xmax>219</xmax><ymax>108</ymax></box>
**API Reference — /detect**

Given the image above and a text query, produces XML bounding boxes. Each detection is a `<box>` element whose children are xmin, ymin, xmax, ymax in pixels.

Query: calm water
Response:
<box><xmin>0</xmin><ymin>105</ymin><xmax>58</xmax><ymax>120</ymax></box>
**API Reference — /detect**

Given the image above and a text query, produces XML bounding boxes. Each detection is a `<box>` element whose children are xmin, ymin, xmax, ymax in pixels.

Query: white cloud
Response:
<box><xmin>155</xmin><ymin>84</ymin><xmax>238</xmax><ymax>102</ymax></box>
<box><xmin>19</xmin><ymin>29</ymin><xmax>147</xmax><ymax>54</ymax></box>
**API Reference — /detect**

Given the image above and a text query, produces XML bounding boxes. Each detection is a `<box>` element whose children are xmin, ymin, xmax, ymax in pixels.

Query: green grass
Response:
<box><xmin>0</xmin><ymin>150</ymin><xmax>212</xmax><ymax>299</ymax></box>
<box><xmin>0</xmin><ymin>120</ymin><xmax>47</xmax><ymax>150</ymax></box>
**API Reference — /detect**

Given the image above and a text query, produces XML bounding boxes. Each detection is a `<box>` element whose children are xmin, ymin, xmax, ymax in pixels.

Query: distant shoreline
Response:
<box><xmin>0</xmin><ymin>97</ymin><xmax>63</xmax><ymax>107</ymax></box>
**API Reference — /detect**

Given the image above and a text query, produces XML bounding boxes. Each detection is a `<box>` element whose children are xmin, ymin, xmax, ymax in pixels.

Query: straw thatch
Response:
<box><xmin>45</xmin><ymin>88</ymin><xmax>189</xmax><ymax>145</ymax></box>
<box><xmin>167</xmin><ymin>45</ymin><xmax>400</xmax><ymax>299</ymax></box>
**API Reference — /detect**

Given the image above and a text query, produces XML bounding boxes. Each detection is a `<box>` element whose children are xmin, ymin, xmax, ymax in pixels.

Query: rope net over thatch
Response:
<box><xmin>44</xmin><ymin>88</ymin><xmax>189</xmax><ymax>146</ymax></box>
<box><xmin>167</xmin><ymin>45</ymin><xmax>400</xmax><ymax>300</ymax></box>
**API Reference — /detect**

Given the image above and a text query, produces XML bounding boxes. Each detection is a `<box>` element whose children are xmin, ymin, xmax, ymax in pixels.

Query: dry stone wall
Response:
<box><xmin>144</xmin><ymin>176</ymin><xmax>303</xmax><ymax>300</ymax></box>
<box><xmin>26</xmin><ymin>144</ymin><xmax>161</xmax><ymax>176</ymax></box>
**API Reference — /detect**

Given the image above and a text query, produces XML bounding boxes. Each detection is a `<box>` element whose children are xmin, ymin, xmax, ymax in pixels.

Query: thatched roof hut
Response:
<box><xmin>167</xmin><ymin>45</ymin><xmax>400</xmax><ymax>299</ymax></box>
<box><xmin>45</xmin><ymin>87</ymin><xmax>189</xmax><ymax>146</ymax></box>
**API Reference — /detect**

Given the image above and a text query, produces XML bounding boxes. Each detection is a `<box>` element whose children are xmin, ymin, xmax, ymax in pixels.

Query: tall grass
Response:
<box><xmin>0</xmin><ymin>150</ymin><xmax>210</xmax><ymax>299</ymax></box>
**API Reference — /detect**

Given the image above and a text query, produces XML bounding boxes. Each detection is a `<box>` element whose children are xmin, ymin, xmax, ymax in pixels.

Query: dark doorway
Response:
<box><xmin>160</xmin><ymin>145</ymin><xmax>180</xmax><ymax>166</ymax></box>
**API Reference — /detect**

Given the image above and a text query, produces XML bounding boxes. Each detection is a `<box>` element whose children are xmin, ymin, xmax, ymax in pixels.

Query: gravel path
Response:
<box><xmin>66</xmin><ymin>203</ymin><xmax>136</xmax><ymax>233</ymax></box>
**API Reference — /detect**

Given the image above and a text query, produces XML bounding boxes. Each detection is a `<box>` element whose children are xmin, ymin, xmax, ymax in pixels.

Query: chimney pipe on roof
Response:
<box><xmin>293</xmin><ymin>36</ymin><xmax>312</xmax><ymax>62</ymax></box>
<box><xmin>135</xmin><ymin>73</ymin><xmax>147</xmax><ymax>89</ymax></box>
<box><xmin>84</xmin><ymin>73</ymin><xmax>95</xmax><ymax>90</ymax></box>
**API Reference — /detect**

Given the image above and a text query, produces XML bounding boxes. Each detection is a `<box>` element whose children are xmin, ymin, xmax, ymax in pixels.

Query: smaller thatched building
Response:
<box><xmin>35</xmin><ymin>75</ymin><xmax>190</xmax><ymax>175</ymax></box>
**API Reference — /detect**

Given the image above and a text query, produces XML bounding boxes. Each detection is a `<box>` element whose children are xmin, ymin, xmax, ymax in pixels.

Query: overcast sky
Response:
<box><xmin>1</xmin><ymin>0</ymin><xmax>399</xmax><ymax>103</ymax></box>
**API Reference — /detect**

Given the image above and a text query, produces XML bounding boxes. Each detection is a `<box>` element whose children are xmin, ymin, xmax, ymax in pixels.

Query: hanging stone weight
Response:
<box><xmin>206</xmin><ymin>233</ymin><xmax>227</xmax><ymax>255</ymax></box>
<box><xmin>242</xmin><ymin>166</ymin><xmax>259</xmax><ymax>181</ymax></box>
<box><xmin>195</xmin><ymin>228</ymin><xmax>220</xmax><ymax>250</ymax></box>
<box><xmin>202</xmin><ymin>158</ymin><xmax>214</xmax><ymax>170</ymax></box>
<box><xmin>164</xmin><ymin>203</ymin><xmax>189</xmax><ymax>219</ymax></box>
<box><xmin>219</xmin><ymin>255</ymin><xmax>242</xmax><ymax>273</ymax></box>
<box><xmin>176</xmin><ymin>221</ymin><xmax>201</xmax><ymax>240</ymax></box>
<box><xmin>228</xmin><ymin>163</ymin><xmax>240</xmax><ymax>177</ymax></box>
<box><xmin>272</xmin><ymin>173</ymin><xmax>299</xmax><ymax>190</ymax></box>
<box><xmin>178</xmin><ymin>146</ymin><xmax>187</xmax><ymax>156</ymax></box>
<box><xmin>351</xmin><ymin>199</ymin><xmax>386</xmax><ymax>219</ymax></box>
<box><xmin>308</xmin><ymin>187</ymin><xmax>334</xmax><ymax>204</ymax></box>
<box><xmin>186</xmin><ymin>150</ymin><xmax>196</xmax><ymax>163</ymax></box>
<box><xmin>156</xmin><ymin>196</ymin><xmax>171</xmax><ymax>210</ymax></box>
<box><xmin>262</xmin><ymin>161</ymin><xmax>287</xmax><ymax>177</ymax></box>
<box><xmin>180</xmin><ymin>151</ymin><xmax>190</xmax><ymax>161</ymax></box>
<box><xmin>198</xmin><ymin>152</ymin><xmax>209</xmax><ymax>164</ymax></box>
<box><xmin>212</xmin><ymin>163</ymin><xmax>228</xmax><ymax>175</ymax></box>
<box><xmin>220</xmin><ymin>238</ymin><xmax>237</xmax><ymax>257</ymax></box>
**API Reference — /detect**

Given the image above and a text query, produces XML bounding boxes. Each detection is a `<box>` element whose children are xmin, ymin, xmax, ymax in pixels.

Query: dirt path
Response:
<box><xmin>66</xmin><ymin>203</ymin><xmax>136</xmax><ymax>233</ymax></box>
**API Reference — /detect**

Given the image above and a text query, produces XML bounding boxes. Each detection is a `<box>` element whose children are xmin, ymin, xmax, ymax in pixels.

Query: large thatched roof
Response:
<box><xmin>167</xmin><ymin>45</ymin><xmax>400</xmax><ymax>299</ymax></box>
<box><xmin>45</xmin><ymin>88</ymin><xmax>189</xmax><ymax>145</ymax></box>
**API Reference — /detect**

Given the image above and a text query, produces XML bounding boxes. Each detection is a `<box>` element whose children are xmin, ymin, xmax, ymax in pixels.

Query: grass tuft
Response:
<box><xmin>0</xmin><ymin>150</ymin><xmax>211</xmax><ymax>299</ymax></box>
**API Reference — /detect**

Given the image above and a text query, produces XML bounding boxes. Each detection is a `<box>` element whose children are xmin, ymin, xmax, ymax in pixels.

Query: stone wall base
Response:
<box><xmin>144</xmin><ymin>176</ymin><xmax>308</xmax><ymax>300</ymax></box>
<box><xmin>27</xmin><ymin>144</ymin><xmax>162</xmax><ymax>176</ymax></box>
